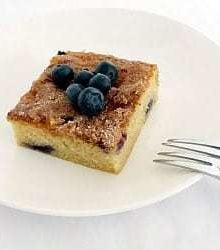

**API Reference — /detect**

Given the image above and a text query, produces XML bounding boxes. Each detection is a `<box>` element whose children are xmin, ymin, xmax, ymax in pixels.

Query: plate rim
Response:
<box><xmin>0</xmin><ymin>175</ymin><xmax>202</xmax><ymax>217</ymax></box>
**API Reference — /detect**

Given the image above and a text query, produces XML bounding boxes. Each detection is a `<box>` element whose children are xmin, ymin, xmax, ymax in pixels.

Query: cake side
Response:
<box><xmin>9</xmin><ymin>68</ymin><xmax>158</xmax><ymax>173</ymax></box>
<box><xmin>7</xmin><ymin>52</ymin><xmax>157</xmax><ymax>153</ymax></box>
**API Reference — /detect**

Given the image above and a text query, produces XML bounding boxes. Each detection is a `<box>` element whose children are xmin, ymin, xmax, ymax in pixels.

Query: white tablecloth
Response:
<box><xmin>1</xmin><ymin>1</ymin><xmax>220</xmax><ymax>249</ymax></box>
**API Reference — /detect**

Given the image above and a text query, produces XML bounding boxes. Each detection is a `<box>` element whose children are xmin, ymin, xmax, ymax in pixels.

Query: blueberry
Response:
<box><xmin>51</xmin><ymin>64</ymin><xmax>75</xmax><ymax>89</ymax></box>
<box><xmin>75</xmin><ymin>70</ymin><xmax>94</xmax><ymax>86</ymax></box>
<box><xmin>89</xmin><ymin>73</ymin><xmax>111</xmax><ymax>95</ymax></box>
<box><xmin>94</xmin><ymin>61</ymin><xmax>118</xmax><ymax>83</ymax></box>
<box><xmin>57</xmin><ymin>51</ymin><xmax>66</xmax><ymax>55</ymax></box>
<box><xmin>78</xmin><ymin>87</ymin><xmax>105</xmax><ymax>116</ymax></box>
<box><xmin>66</xmin><ymin>83</ymin><xmax>84</xmax><ymax>107</ymax></box>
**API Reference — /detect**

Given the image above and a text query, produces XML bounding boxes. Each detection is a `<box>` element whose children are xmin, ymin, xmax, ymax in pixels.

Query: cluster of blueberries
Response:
<box><xmin>51</xmin><ymin>60</ymin><xmax>118</xmax><ymax>116</ymax></box>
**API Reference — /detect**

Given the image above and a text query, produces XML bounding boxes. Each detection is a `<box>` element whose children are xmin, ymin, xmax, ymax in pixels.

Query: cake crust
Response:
<box><xmin>7</xmin><ymin>52</ymin><xmax>157</xmax><ymax>153</ymax></box>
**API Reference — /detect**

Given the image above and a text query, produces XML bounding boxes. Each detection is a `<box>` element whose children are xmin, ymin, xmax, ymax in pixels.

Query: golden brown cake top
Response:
<box><xmin>7</xmin><ymin>52</ymin><xmax>156</xmax><ymax>152</ymax></box>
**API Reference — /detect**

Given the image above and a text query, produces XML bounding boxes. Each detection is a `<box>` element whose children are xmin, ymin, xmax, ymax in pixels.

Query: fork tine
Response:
<box><xmin>157</xmin><ymin>151</ymin><xmax>212</xmax><ymax>166</ymax></box>
<box><xmin>167</xmin><ymin>139</ymin><xmax>220</xmax><ymax>150</ymax></box>
<box><xmin>162</xmin><ymin>142</ymin><xmax>220</xmax><ymax>159</ymax></box>
<box><xmin>153</xmin><ymin>159</ymin><xmax>220</xmax><ymax>179</ymax></box>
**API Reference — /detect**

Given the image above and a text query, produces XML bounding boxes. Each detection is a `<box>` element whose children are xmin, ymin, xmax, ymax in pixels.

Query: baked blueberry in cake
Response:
<box><xmin>7</xmin><ymin>51</ymin><xmax>159</xmax><ymax>174</ymax></box>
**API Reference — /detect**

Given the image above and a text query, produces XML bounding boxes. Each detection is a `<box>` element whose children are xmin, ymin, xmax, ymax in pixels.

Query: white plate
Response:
<box><xmin>1</xmin><ymin>8</ymin><xmax>220</xmax><ymax>217</ymax></box>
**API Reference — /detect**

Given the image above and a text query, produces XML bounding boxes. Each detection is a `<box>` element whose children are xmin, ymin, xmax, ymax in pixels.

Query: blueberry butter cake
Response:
<box><xmin>7</xmin><ymin>51</ymin><xmax>159</xmax><ymax>174</ymax></box>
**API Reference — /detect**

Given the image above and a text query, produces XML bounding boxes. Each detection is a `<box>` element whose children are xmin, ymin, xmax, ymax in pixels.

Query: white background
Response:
<box><xmin>1</xmin><ymin>1</ymin><xmax>220</xmax><ymax>249</ymax></box>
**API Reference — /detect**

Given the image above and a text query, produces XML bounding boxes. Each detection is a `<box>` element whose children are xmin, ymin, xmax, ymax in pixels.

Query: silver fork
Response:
<box><xmin>153</xmin><ymin>139</ymin><xmax>220</xmax><ymax>180</ymax></box>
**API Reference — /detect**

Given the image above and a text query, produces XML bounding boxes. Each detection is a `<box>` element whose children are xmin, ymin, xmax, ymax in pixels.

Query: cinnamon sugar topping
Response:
<box><xmin>7</xmin><ymin>52</ymin><xmax>156</xmax><ymax>152</ymax></box>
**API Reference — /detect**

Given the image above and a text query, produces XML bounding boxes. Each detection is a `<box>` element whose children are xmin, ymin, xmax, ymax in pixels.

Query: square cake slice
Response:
<box><xmin>7</xmin><ymin>51</ymin><xmax>158</xmax><ymax>174</ymax></box>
